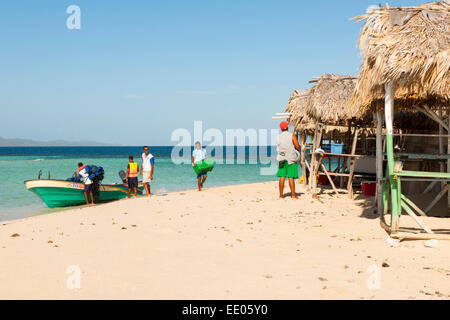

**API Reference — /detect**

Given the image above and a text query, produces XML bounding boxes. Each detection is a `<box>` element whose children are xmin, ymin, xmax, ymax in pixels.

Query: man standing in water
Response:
<box><xmin>76</xmin><ymin>162</ymin><xmax>95</xmax><ymax>206</ymax></box>
<box><xmin>140</xmin><ymin>146</ymin><xmax>154</xmax><ymax>197</ymax></box>
<box><xmin>192</xmin><ymin>141</ymin><xmax>208</xmax><ymax>191</ymax></box>
<box><xmin>277</xmin><ymin>121</ymin><xmax>300</xmax><ymax>199</ymax></box>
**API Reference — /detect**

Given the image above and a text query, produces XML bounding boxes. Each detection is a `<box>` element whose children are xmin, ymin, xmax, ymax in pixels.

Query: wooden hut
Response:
<box><xmin>305</xmin><ymin>74</ymin><xmax>377</xmax><ymax>198</ymax></box>
<box><xmin>351</xmin><ymin>1</ymin><xmax>450</xmax><ymax>239</ymax></box>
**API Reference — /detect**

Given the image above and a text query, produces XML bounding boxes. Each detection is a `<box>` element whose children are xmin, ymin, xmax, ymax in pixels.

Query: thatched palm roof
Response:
<box><xmin>285</xmin><ymin>89</ymin><xmax>315</xmax><ymax>133</ymax></box>
<box><xmin>306</xmin><ymin>74</ymin><xmax>362</xmax><ymax>125</ymax></box>
<box><xmin>351</xmin><ymin>1</ymin><xmax>450</xmax><ymax>111</ymax></box>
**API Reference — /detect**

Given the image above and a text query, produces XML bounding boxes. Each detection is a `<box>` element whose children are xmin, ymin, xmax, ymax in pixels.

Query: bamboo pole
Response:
<box><xmin>376</xmin><ymin>110</ymin><xmax>384</xmax><ymax>216</ymax></box>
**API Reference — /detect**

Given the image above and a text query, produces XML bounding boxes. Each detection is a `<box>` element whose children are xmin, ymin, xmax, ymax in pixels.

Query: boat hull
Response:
<box><xmin>25</xmin><ymin>180</ymin><xmax>144</xmax><ymax>208</ymax></box>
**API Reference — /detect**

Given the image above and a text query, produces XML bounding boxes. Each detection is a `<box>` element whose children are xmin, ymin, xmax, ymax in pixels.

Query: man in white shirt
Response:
<box><xmin>140</xmin><ymin>146</ymin><xmax>155</xmax><ymax>197</ymax></box>
<box><xmin>75</xmin><ymin>162</ymin><xmax>95</xmax><ymax>205</ymax></box>
<box><xmin>192</xmin><ymin>141</ymin><xmax>207</xmax><ymax>191</ymax></box>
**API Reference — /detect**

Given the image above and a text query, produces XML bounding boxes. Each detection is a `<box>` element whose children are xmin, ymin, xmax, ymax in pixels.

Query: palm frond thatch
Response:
<box><xmin>306</xmin><ymin>74</ymin><xmax>361</xmax><ymax>125</ymax></box>
<box><xmin>285</xmin><ymin>89</ymin><xmax>315</xmax><ymax>133</ymax></box>
<box><xmin>351</xmin><ymin>1</ymin><xmax>450</xmax><ymax>112</ymax></box>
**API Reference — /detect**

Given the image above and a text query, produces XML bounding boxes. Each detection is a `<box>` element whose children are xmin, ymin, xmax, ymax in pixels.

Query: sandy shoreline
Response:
<box><xmin>0</xmin><ymin>181</ymin><xmax>449</xmax><ymax>299</ymax></box>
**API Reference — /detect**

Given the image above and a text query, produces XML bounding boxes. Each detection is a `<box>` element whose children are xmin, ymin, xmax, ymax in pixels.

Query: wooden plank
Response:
<box><xmin>390</xmin><ymin>153</ymin><xmax>450</xmax><ymax>160</ymax></box>
<box><xmin>312</xmin><ymin>152</ymin><xmax>364</xmax><ymax>158</ymax></box>
<box><xmin>390</xmin><ymin>232</ymin><xmax>450</xmax><ymax>241</ymax></box>
<box><xmin>395</xmin><ymin>170</ymin><xmax>450</xmax><ymax>179</ymax></box>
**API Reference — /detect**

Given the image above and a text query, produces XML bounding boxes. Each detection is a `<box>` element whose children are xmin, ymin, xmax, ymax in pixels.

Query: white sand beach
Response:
<box><xmin>0</xmin><ymin>181</ymin><xmax>448</xmax><ymax>300</ymax></box>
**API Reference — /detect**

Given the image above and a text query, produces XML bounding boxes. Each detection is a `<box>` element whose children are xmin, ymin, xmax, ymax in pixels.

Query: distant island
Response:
<box><xmin>0</xmin><ymin>137</ymin><xmax>119</xmax><ymax>147</ymax></box>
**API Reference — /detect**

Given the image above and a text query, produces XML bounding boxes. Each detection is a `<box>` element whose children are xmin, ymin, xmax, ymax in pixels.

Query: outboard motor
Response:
<box><xmin>118</xmin><ymin>170</ymin><xmax>127</xmax><ymax>184</ymax></box>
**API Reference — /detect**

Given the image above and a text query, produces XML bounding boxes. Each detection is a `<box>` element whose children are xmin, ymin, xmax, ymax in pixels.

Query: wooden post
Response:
<box><xmin>308</xmin><ymin>124</ymin><xmax>319</xmax><ymax>189</ymax></box>
<box><xmin>347</xmin><ymin>128</ymin><xmax>359</xmax><ymax>199</ymax></box>
<box><xmin>300</xmin><ymin>133</ymin><xmax>307</xmax><ymax>186</ymax></box>
<box><xmin>385</xmin><ymin>82</ymin><xmax>400</xmax><ymax>233</ymax></box>
<box><xmin>439</xmin><ymin>106</ymin><xmax>444</xmax><ymax>191</ymax></box>
<box><xmin>376</xmin><ymin>110</ymin><xmax>384</xmax><ymax>216</ymax></box>
<box><xmin>309</xmin><ymin>123</ymin><xmax>323</xmax><ymax>192</ymax></box>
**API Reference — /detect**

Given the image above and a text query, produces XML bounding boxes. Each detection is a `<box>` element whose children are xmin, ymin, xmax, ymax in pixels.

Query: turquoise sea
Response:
<box><xmin>0</xmin><ymin>146</ymin><xmax>282</xmax><ymax>221</ymax></box>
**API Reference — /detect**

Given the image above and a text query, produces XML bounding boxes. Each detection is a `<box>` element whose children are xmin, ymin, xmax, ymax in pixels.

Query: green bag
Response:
<box><xmin>193</xmin><ymin>158</ymin><xmax>215</xmax><ymax>175</ymax></box>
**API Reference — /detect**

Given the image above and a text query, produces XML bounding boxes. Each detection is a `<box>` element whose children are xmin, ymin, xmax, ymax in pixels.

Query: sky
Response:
<box><xmin>0</xmin><ymin>0</ymin><xmax>427</xmax><ymax>146</ymax></box>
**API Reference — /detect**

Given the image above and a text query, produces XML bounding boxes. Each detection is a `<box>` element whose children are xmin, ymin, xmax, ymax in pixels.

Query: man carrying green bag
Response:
<box><xmin>192</xmin><ymin>141</ymin><xmax>214</xmax><ymax>191</ymax></box>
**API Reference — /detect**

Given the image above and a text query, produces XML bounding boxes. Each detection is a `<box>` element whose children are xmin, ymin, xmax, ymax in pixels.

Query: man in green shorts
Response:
<box><xmin>276</xmin><ymin>121</ymin><xmax>300</xmax><ymax>199</ymax></box>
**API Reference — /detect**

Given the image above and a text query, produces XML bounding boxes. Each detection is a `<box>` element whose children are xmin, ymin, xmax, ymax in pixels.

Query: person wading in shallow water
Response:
<box><xmin>276</xmin><ymin>121</ymin><xmax>300</xmax><ymax>199</ymax></box>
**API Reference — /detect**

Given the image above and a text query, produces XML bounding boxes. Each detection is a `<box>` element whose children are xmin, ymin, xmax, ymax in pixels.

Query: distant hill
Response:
<box><xmin>0</xmin><ymin>137</ymin><xmax>118</xmax><ymax>147</ymax></box>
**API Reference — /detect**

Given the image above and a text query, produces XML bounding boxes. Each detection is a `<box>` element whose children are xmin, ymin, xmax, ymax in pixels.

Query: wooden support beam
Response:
<box><xmin>390</xmin><ymin>232</ymin><xmax>450</xmax><ymax>241</ymax></box>
<box><xmin>401</xmin><ymin>200</ymin><xmax>434</xmax><ymax>234</ymax></box>
<box><xmin>347</xmin><ymin>128</ymin><xmax>359</xmax><ymax>199</ymax></box>
<box><xmin>385</xmin><ymin>82</ymin><xmax>400</xmax><ymax>233</ymax></box>
<box><xmin>376</xmin><ymin>110</ymin><xmax>384</xmax><ymax>216</ymax></box>
<box><xmin>423</xmin><ymin>181</ymin><xmax>438</xmax><ymax>194</ymax></box>
<box><xmin>401</xmin><ymin>194</ymin><xmax>427</xmax><ymax>217</ymax></box>
<box><xmin>415</xmin><ymin>105</ymin><xmax>449</xmax><ymax>131</ymax></box>
<box><xmin>308</xmin><ymin>124</ymin><xmax>319</xmax><ymax>189</ymax></box>
<box><xmin>320</xmin><ymin>163</ymin><xmax>339</xmax><ymax>196</ymax></box>
<box><xmin>310</xmin><ymin>123</ymin><xmax>323</xmax><ymax>194</ymax></box>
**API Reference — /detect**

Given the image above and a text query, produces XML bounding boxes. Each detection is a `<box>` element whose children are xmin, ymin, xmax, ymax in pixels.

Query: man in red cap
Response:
<box><xmin>276</xmin><ymin>121</ymin><xmax>300</xmax><ymax>199</ymax></box>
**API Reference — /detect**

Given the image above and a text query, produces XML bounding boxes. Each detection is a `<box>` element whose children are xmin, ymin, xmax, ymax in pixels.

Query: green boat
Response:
<box><xmin>24</xmin><ymin>179</ymin><xmax>144</xmax><ymax>208</ymax></box>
